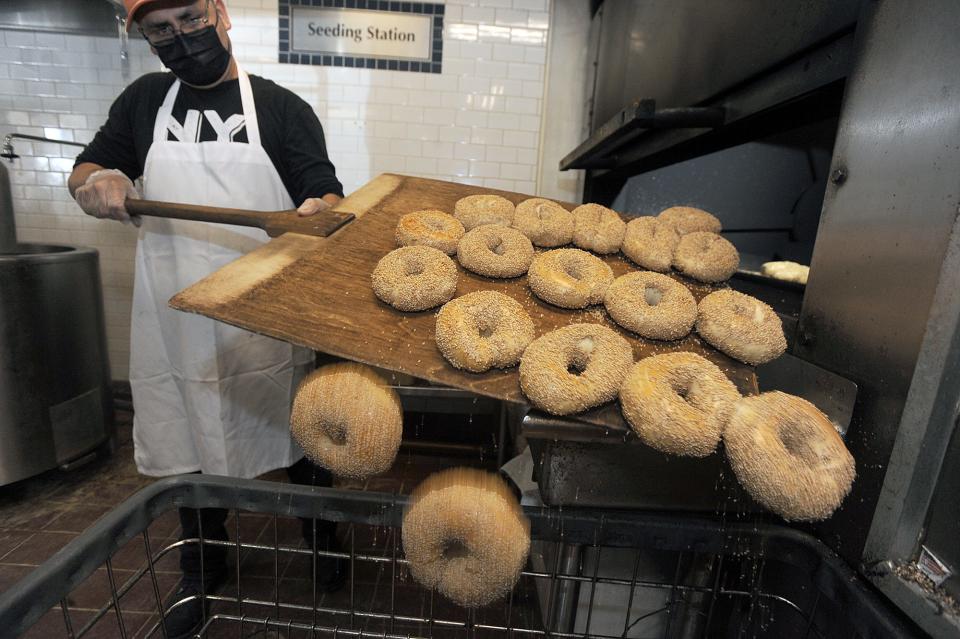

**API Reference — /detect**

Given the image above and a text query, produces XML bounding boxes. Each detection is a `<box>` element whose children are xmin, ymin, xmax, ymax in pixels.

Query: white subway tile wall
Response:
<box><xmin>0</xmin><ymin>0</ymin><xmax>558</xmax><ymax>380</ymax></box>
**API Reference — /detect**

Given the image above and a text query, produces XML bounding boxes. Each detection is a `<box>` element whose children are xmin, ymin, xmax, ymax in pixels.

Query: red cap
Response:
<box><xmin>122</xmin><ymin>0</ymin><xmax>160</xmax><ymax>31</ymax></box>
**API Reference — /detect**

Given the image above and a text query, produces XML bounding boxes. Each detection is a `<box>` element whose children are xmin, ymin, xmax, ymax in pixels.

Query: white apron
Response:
<box><xmin>129</xmin><ymin>70</ymin><xmax>312</xmax><ymax>478</ymax></box>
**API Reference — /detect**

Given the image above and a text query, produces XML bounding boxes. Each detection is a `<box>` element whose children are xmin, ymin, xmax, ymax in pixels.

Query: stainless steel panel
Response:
<box><xmin>0</xmin><ymin>244</ymin><xmax>113</xmax><ymax>486</ymax></box>
<box><xmin>591</xmin><ymin>0</ymin><xmax>859</xmax><ymax>128</ymax></box>
<box><xmin>796</xmin><ymin>0</ymin><xmax>960</xmax><ymax>568</ymax></box>
<box><xmin>0</xmin><ymin>164</ymin><xmax>15</xmax><ymax>252</ymax></box>
<box><xmin>50</xmin><ymin>389</ymin><xmax>106</xmax><ymax>465</ymax></box>
<box><xmin>0</xmin><ymin>0</ymin><xmax>120</xmax><ymax>36</ymax></box>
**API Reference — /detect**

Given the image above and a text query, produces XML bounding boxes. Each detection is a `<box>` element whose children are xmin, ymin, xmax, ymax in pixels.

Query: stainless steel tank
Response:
<box><xmin>0</xmin><ymin>165</ymin><xmax>114</xmax><ymax>486</ymax></box>
<box><xmin>0</xmin><ymin>163</ymin><xmax>17</xmax><ymax>251</ymax></box>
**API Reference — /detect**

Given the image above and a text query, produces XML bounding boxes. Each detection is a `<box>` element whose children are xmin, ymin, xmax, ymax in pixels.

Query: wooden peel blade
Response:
<box><xmin>124</xmin><ymin>198</ymin><xmax>355</xmax><ymax>237</ymax></box>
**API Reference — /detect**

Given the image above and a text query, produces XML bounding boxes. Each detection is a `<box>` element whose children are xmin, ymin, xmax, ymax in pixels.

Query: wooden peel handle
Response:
<box><xmin>125</xmin><ymin>198</ymin><xmax>290</xmax><ymax>231</ymax></box>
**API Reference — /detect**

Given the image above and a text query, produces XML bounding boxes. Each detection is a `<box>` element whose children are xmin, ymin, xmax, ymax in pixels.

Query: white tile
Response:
<box><xmin>34</xmin><ymin>33</ymin><xmax>66</xmax><ymax>49</ymax></box>
<box><xmin>446</xmin><ymin>22</ymin><xmax>479</xmax><ymax>42</ymax></box>
<box><xmin>478</xmin><ymin>25</ymin><xmax>512</xmax><ymax>42</ymax></box>
<box><xmin>25</xmin><ymin>80</ymin><xmax>57</xmax><ymax>97</ymax></box>
<box><xmin>438</xmin><ymin>126</ymin><xmax>473</xmax><ymax>143</ymax></box>
<box><xmin>4</xmin><ymin>31</ymin><xmax>36</xmax><ymax>47</ymax></box>
<box><xmin>500</xmin><ymin>162</ymin><xmax>534</xmax><ymax>180</ymax></box>
<box><xmin>454</xmin><ymin>143</ymin><xmax>486</xmax><ymax>161</ymax></box>
<box><xmin>507</xmin><ymin>62</ymin><xmax>542</xmax><ymax>81</ymax></box>
<box><xmin>37</xmin><ymin>172</ymin><xmax>66</xmax><ymax>187</ymax></box>
<box><xmin>23</xmin><ymin>185</ymin><xmax>52</xmax><ymax>200</ymax></box>
<box><xmin>510</xmin><ymin>27</ymin><xmax>547</xmax><ymax>46</ymax></box>
<box><xmin>423</xmin><ymin>107</ymin><xmax>457</xmax><ymax>126</ymax></box>
<box><xmin>371</xmin><ymin>155</ymin><xmax>406</xmax><ymax>173</ymax></box>
<box><xmin>515</xmin><ymin>180</ymin><xmax>537</xmax><ymax>194</ymax></box>
<box><xmin>489</xmin><ymin>112</ymin><xmax>520</xmax><ymax>129</ymax></box>
<box><xmin>373</xmin><ymin>121</ymin><xmax>408</xmax><ymax>139</ymax></box>
<box><xmin>42</xmin><ymin>127</ymin><xmax>75</xmax><ymax>142</ymax></box>
<box><xmin>470</xmin><ymin>127</ymin><xmax>503</xmax><ymax>145</ymax></box>
<box><xmin>0</xmin><ymin>46</ymin><xmax>22</xmax><ymax>62</ymax></box>
<box><xmin>524</xmin><ymin>45</ymin><xmax>547</xmax><ymax>64</ymax></box>
<box><xmin>458</xmin><ymin>75</ymin><xmax>490</xmax><ymax>94</ymax></box>
<box><xmin>504</xmin><ymin>130</ymin><xmax>537</xmax><ymax>147</ymax></box>
<box><xmin>528</xmin><ymin>12</ymin><xmax>550</xmax><ymax>29</ymax></box>
<box><xmin>59</xmin><ymin>114</ymin><xmax>87</xmax><ymax>129</ymax></box>
<box><xmin>484</xmin><ymin>178</ymin><xmax>515</xmax><ymax>190</ymax></box>
<box><xmin>458</xmin><ymin>41</ymin><xmax>493</xmax><ymax>59</ymax></box>
<box><xmin>489</xmin><ymin>78</ymin><xmax>523</xmax><ymax>96</ymax></box>
<box><xmin>422</xmin><ymin>141</ymin><xmax>455</xmax><ymax>159</ymax></box>
<box><xmin>63</xmin><ymin>35</ymin><xmax>98</xmax><ymax>52</ymax></box>
<box><xmin>406</xmin><ymin>124</ymin><xmax>440</xmax><ymax>141</ymax></box>
<box><xmin>476</xmin><ymin>59</ymin><xmax>509</xmax><ymax>78</ymax></box>
<box><xmin>513</xmin><ymin>0</ymin><xmax>547</xmax><ymax>9</ymax></box>
<box><xmin>455</xmin><ymin>110</ymin><xmax>488</xmax><ymax>127</ymax></box>
<box><xmin>522</xmin><ymin>80</ymin><xmax>544</xmax><ymax>98</ymax></box>
<box><xmin>21</xmin><ymin>48</ymin><xmax>53</xmax><ymax>64</ymax></box>
<box><xmin>1</xmin><ymin>110</ymin><xmax>30</xmax><ymax>126</ymax></box>
<box><xmin>519</xmin><ymin>114</ymin><xmax>541</xmax><ymax>131</ymax></box>
<box><xmin>506</xmin><ymin>96</ymin><xmax>538</xmax><ymax>115</ymax></box>
<box><xmin>407</xmin><ymin>157</ymin><xmax>438</xmax><ymax>175</ymax></box>
<box><xmin>17</xmin><ymin>156</ymin><xmax>49</xmax><ymax>172</ymax></box>
<box><xmin>462</xmin><ymin>7</ymin><xmax>496</xmax><ymax>23</ymax></box>
<box><xmin>468</xmin><ymin>160</ymin><xmax>500</xmax><ymax>178</ymax></box>
<box><xmin>10</xmin><ymin>170</ymin><xmax>36</xmax><ymax>185</ymax></box>
<box><xmin>390</xmin><ymin>139</ymin><xmax>422</xmax><ymax>156</ymax></box>
<box><xmin>486</xmin><ymin>145</ymin><xmax>519</xmax><ymax>163</ymax></box>
<box><xmin>390</xmin><ymin>106</ymin><xmax>425</xmax><ymax>123</ymax></box>
<box><xmin>493</xmin><ymin>43</ymin><xmax>526</xmax><ymax>62</ymax></box>
<box><xmin>495</xmin><ymin>9</ymin><xmax>530</xmax><ymax>27</ymax></box>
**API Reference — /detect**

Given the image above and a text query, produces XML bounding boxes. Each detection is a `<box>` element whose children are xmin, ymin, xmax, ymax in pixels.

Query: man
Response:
<box><xmin>68</xmin><ymin>1</ymin><xmax>344</xmax><ymax>636</ymax></box>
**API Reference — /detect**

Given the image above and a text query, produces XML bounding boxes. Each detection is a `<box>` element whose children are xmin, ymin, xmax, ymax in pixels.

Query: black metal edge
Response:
<box><xmin>560</xmin><ymin>100</ymin><xmax>726</xmax><ymax>171</ymax></box>
<box><xmin>0</xmin><ymin>474</ymin><xmax>919</xmax><ymax>637</ymax></box>
<box><xmin>580</xmin><ymin>32</ymin><xmax>853</xmax><ymax>206</ymax></box>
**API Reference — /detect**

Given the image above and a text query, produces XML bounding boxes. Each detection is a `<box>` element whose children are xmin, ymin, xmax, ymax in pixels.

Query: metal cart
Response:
<box><xmin>0</xmin><ymin>474</ymin><xmax>917</xmax><ymax>638</ymax></box>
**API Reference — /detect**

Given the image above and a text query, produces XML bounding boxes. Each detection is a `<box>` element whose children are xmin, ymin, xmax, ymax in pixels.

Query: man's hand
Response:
<box><xmin>74</xmin><ymin>169</ymin><xmax>141</xmax><ymax>226</ymax></box>
<box><xmin>297</xmin><ymin>194</ymin><xmax>342</xmax><ymax>216</ymax></box>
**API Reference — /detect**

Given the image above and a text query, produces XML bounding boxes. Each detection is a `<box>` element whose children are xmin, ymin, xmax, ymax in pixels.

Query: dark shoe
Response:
<box><xmin>162</xmin><ymin>575</ymin><xmax>225</xmax><ymax>639</ymax></box>
<box><xmin>307</xmin><ymin>534</ymin><xmax>347</xmax><ymax>592</ymax></box>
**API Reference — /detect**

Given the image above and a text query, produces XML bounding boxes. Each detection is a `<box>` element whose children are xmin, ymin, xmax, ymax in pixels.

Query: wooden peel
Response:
<box><xmin>125</xmin><ymin>198</ymin><xmax>355</xmax><ymax>238</ymax></box>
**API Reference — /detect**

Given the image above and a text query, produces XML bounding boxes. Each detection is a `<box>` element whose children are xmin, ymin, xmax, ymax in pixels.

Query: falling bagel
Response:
<box><xmin>402</xmin><ymin>468</ymin><xmax>531</xmax><ymax>607</ymax></box>
<box><xmin>290</xmin><ymin>363</ymin><xmax>403</xmax><ymax>479</ymax></box>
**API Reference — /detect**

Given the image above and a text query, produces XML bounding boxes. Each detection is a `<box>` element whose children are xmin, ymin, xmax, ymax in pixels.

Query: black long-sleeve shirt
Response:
<box><xmin>76</xmin><ymin>72</ymin><xmax>344</xmax><ymax>203</ymax></box>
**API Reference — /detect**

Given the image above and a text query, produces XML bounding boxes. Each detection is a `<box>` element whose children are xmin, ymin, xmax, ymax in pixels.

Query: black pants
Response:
<box><xmin>178</xmin><ymin>457</ymin><xmax>335</xmax><ymax>582</ymax></box>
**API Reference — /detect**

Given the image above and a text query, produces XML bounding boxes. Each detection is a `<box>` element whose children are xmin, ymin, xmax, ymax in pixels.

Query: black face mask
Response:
<box><xmin>155</xmin><ymin>26</ymin><xmax>231</xmax><ymax>87</ymax></box>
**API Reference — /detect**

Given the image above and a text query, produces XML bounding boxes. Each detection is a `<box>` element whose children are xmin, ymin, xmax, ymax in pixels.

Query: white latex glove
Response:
<box><xmin>74</xmin><ymin>169</ymin><xmax>142</xmax><ymax>226</ymax></box>
<box><xmin>297</xmin><ymin>197</ymin><xmax>333</xmax><ymax>217</ymax></box>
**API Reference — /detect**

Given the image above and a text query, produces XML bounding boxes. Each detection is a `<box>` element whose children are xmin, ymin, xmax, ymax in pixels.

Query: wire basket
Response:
<box><xmin>0</xmin><ymin>475</ymin><xmax>916</xmax><ymax>639</ymax></box>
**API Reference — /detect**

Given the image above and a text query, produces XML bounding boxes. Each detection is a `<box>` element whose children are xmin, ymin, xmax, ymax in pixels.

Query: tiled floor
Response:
<box><xmin>0</xmin><ymin>404</ymin><xmax>535</xmax><ymax>638</ymax></box>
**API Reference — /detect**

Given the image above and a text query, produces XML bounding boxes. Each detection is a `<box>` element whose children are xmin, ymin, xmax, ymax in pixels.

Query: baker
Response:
<box><xmin>67</xmin><ymin>1</ymin><xmax>344</xmax><ymax>636</ymax></box>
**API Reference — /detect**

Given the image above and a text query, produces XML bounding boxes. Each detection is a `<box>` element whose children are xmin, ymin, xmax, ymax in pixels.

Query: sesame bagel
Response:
<box><xmin>527</xmin><ymin>248</ymin><xmax>614</xmax><ymax>309</ymax></box>
<box><xmin>603</xmin><ymin>271</ymin><xmax>697</xmax><ymax>340</ymax></box>
<box><xmin>621</xmin><ymin>216</ymin><xmax>680</xmax><ymax>272</ymax></box>
<box><xmin>512</xmin><ymin>198</ymin><xmax>574</xmax><ymax>247</ymax></box>
<box><xmin>696</xmin><ymin>289</ymin><xmax>787</xmax><ymax>365</ymax></box>
<box><xmin>724</xmin><ymin>392</ymin><xmax>855</xmax><ymax>522</ymax></box>
<box><xmin>435</xmin><ymin>291</ymin><xmax>535</xmax><ymax>373</ymax></box>
<box><xmin>572</xmin><ymin>203</ymin><xmax>626</xmax><ymax>254</ymax></box>
<box><xmin>672</xmin><ymin>231</ymin><xmax>739</xmax><ymax>283</ymax></box>
<box><xmin>454</xmin><ymin>194</ymin><xmax>515</xmax><ymax>230</ymax></box>
<box><xmin>519</xmin><ymin>323</ymin><xmax>633</xmax><ymax>415</ymax></box>
<box><xmin>402</xmin><ymin>468</ymin><xmax>530</xmax><ymax>607</ymax></box>
<box><xmin>396</xmin><ymin>209</ymin><xmax>465</xmax><ymax>255</ymax></box>
<box><xmin>371</xmin><ymin>246</ymin><xmax>458</xmax><ymax>311</ymax></box>
<box><xmin>457</xmin><ymin>224</ymin><xmax>535</xmax><ymax>278</ymax></box>
<box><xmin>658</xmin><ymin>206</ymin><xmax>722</xmax><ymax>235</ymax></box>
<box><xmin>619</xmin><ymin>353</ymin><xmax>740</xmax><ymax>457</ymax></box>
<box><xmin>290</xmin><ymin>363</ymin><xmax>403</xmax><ymax>479</ymax></box>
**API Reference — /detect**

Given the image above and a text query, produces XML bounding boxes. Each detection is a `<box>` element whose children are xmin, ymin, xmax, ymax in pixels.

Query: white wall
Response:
<box><xmin>1</xmin><ymin>0</ymin><xmax>588</xmax><ymax>381</ymax></box>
